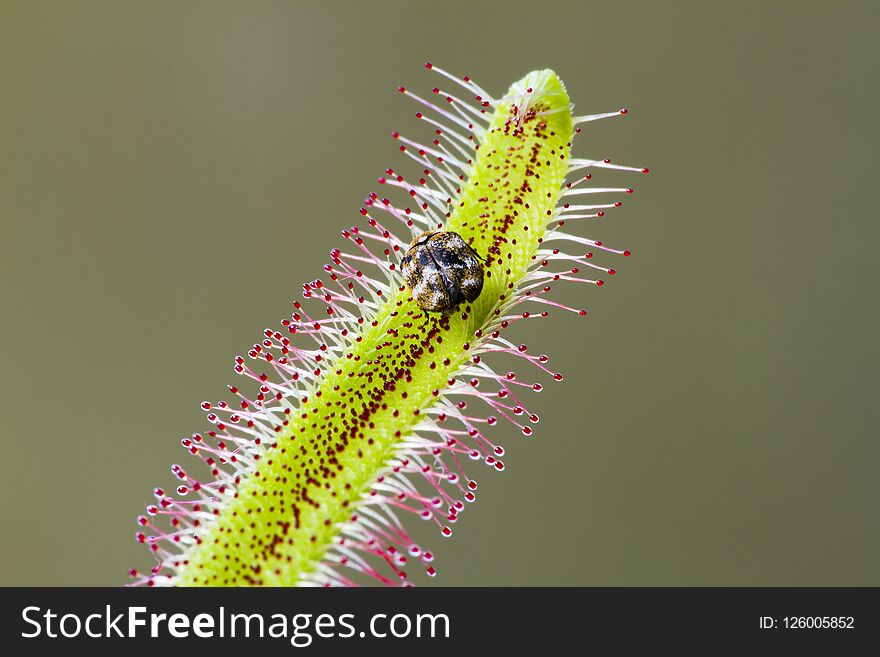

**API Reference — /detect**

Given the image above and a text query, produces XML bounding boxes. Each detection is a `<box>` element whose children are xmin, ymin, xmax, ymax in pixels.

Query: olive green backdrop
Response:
<box><xmin>1</xmin><ymin>1</ymin><xmax>877</xmax><ymax>586</ymax></box>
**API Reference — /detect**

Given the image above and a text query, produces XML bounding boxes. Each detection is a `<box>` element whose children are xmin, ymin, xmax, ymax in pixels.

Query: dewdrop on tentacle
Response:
<box><xmin>129</xmin><ymin>63</ymin><xmax>647</xmax><ymax>587</ymax></box>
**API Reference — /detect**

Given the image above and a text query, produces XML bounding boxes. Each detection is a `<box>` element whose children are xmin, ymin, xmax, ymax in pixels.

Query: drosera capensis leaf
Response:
<box><xmin>131</xmin><ymin>64</ymin><xmax>646</xmax><ymax>586</ymax></box>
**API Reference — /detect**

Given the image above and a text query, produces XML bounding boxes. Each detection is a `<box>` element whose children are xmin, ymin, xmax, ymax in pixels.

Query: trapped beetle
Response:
<box><xmin>401</xmin><ymin>231</ymin><xmax>485</xmax><ymax>313</ymax></box>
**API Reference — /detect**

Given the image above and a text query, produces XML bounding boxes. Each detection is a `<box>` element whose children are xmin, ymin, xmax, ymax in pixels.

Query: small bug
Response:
<box><xmin>401</xmin><ymin>231</ymin><xmax>485</xmax><ymax>313</ymax></box>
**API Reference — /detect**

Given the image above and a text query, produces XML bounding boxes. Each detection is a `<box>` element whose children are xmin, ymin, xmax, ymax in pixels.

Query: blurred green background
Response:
<box><xmin>1</xmin><ymin>0</ymin><xmax>877</xmax><ymax>586</ymax></box>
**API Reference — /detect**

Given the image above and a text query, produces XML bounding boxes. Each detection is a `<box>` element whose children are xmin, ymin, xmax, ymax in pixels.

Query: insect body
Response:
<box><xmin>401</xmin><ymin>231</ymin><xmax>485</xmax><ymax>313</ymax></box>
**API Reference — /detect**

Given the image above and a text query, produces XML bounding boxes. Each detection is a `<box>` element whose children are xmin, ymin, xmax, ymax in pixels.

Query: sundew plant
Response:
<box><xmin>131</xmin><ymin>64</ymin><xmax>646</xmax><ymax>586</ymax></box>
